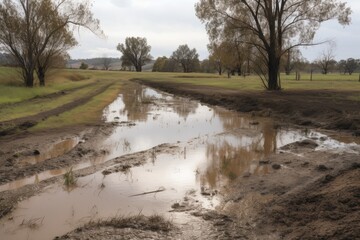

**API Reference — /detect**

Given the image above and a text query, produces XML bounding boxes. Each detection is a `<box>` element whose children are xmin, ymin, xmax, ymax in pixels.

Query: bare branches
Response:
<box><xmin>0</xmin><ymin>0</ymin><xmax>103</xmax><ymax>87</ymax></box>
<box><xmin>195</xmin><ymin>0</ymin><xmax>351</xmax><ymax>90</ymax></box>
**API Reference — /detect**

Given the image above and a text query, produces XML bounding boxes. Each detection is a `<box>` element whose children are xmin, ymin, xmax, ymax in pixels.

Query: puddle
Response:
<box><xmin>1</xmin><ymin>83</ymin><xmax>359</xmax><ymax>240</ymax></box>
<box><xmin>20</xmin><ymin>138</ymin><xmax>80</xmax><ymax>166</ymax></box>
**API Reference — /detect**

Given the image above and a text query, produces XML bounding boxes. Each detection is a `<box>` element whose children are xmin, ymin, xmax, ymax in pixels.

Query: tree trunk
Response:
<box><xmin>135</xmin><ymin>64</ymin><xmax>142</xmax><ymax>72</ymax></box>
<box><xmin>237</xmin><ymin>65</ymin><xmax>242</xmax><ymax>76</ymax></box>
<box><xmin>267</xmin><ymin>52</ymin><xmax>280</xmax><ymax>90</ymax></box>
<box><xmin>285</xmin><ymin>49</ymin><xmax>291</xmax><ymax>75</ymax></box>
<box><xmin>24</xmin><ymin>69</ymin><xmax>34</xmax><ymax>87</ymax></box>
<box><xmin>37</xmin><ymin>67</ymin><xmax>45</xmax><ymax>86</ymax></box>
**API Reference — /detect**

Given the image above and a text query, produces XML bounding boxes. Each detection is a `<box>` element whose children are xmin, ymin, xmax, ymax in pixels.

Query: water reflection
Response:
<box><xmin>196</xmin><ymin>124</ymin><xmax>276</xmax><ymax>190</ymax></box>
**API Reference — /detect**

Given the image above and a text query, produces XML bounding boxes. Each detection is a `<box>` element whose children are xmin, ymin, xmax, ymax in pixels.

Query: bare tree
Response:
<box><xmin>196</xmin><ymin>0</ymin><xmax>351</xmax><ymax>90</ymax></box>
<box><xmin>117</xmin><ymin>37</ymin><xmax>152</xmax><ymax>72</ymax></box>
<box><xmin>315</xmin><ymin>47</ymin><xmax>336</xmax><ymax>74</ymax></box>
<box><xmin>102</xmin><ymin>55</ymin><xmax>112</xmax><ymax>70</ymax></box>
<box><xmin>0</xmin><ymin>0</ymin><xmax>103</xmax><ymax>87</ymax></box>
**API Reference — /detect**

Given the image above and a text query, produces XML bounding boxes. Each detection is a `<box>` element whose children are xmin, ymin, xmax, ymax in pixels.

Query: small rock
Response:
<box><xmin>171</xmin><ymin>203</ymin><xmax>181</xmax><ymax>209</ymax></box>
<box><xmin>33</xmin><ymin>150</ymin><xmax>40</xmax><ymax>155</ymax></box>
<box><xmin>301</xmin><ymin>162</ymin><xmax>310</xmax><ymax>167</ymax></box>
<box><xmin>316</xmin><ymin>164</ymin><xmax>329</xmax><ymax>172</ymax></box>
<box><xmin>243</xmin><ymin>172</ymin><xmax>251</xmax><ymax>178</ymax></box>
<box><xmin>259</xmin><ymin>160</ymin><xmax>270</xmax><ymax>165</ymax></box>
<box><xmin>272</xmin><ymin>164</ymin><xmax>281</xmax><ymax>170</ymax></box>
<box><xmin>322</xmin><ymin>174</ymin><xmax>334</xmax><ymax>184</ymax></box>
<box><xmin>249</xmin><ymin>121</ymin><xmax>259</xmax><ymax>125</ymax></box>
<box><xmin>102</xmin><ymin>170</ymin><xmax>111</xmax><ymax>175</ymax></box>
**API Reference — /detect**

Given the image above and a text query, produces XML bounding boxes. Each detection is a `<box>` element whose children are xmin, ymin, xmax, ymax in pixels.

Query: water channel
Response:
<box><xmin>0</xmin><ymin>83</ymin><xmax>358</xmax><ymax>240</ymax></box>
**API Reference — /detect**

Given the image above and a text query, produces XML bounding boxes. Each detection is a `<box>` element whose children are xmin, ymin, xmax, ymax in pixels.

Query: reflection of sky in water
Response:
<box><xmin>1</xmin><ymin>83</ymin><xmax>359</xmax><ymax>240</ymax></box>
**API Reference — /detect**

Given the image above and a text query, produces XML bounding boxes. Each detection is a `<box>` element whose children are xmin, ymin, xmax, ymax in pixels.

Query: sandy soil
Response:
<box><xmin>0</xmin><ymin>81</ymin><xmax>359</xmax><ymax>239</ymax></box>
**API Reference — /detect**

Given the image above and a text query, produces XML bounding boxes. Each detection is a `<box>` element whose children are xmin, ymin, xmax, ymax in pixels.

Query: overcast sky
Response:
<box><xmin>69</xmin><ymin>0</ymin><xmax>360</xmax><ymax>61</ymax></box>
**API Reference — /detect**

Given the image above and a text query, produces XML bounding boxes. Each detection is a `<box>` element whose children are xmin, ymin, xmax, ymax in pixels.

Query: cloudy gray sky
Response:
<box><xmin>69</xmin><ymin>0</ymin><xmax>360</xmax><ymax>61</ymax></box>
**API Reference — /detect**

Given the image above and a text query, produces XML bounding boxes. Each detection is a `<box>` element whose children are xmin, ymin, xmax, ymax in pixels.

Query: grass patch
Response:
<box><xmin>134</xmin><ymin>72</ymin><xmax>360</xmax><ymax>91</ymax></box>
<box><xmin>0</xmin><ymin>81</ymin><xmax>110</xmax><ymax>122</ymax></box>
<box><xmin>63</xmin><ymin>167</ymin><xmax>77</xmax><ymax>187</ymax></box>
<box><xmin>32</xmin><ymin>80</ymin><xmax>123</xmax><ymax>130</ymax></box>
<box><xmin>0</xmin><ymin>67</ymin><xmax>97</xmax><ymax>105</ymax></box>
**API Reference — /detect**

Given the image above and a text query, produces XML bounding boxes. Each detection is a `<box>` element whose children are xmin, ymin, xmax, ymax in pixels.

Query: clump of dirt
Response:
<box><xmin>264</xmin><ymin>163</ymin><xmax>360</xmax><ymax>239</ymax></box>
<box><xmin>55</xmin><ymin>215</ymin><xmax>175</xmax><ymax>240</ymax></box>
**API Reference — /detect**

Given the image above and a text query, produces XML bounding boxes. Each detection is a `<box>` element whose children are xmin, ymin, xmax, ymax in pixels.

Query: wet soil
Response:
<box><xmin>134</xmin><ymin>79</ymin><xmax>360</xmax><ymax>134</ymax></box>
<box><xmin>0</xmin><ymin>81</ymin><xmax>359</xmax><ymax>240</ymax></box>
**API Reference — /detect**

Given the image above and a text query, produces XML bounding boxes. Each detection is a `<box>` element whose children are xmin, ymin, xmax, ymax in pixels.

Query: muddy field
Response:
<box><xmin>0</xmin><ymin>81</ymin><xmax>359</xmax><ymax>239</ymax></box>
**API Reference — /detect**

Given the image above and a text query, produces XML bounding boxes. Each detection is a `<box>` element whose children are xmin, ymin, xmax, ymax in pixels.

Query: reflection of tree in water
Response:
<box><xmin>200</xmin><ymin>124</ymin><xmax>277</xmax><ymax>189</ymax></box>
<box><xmin>120</xmin><ymin>83</ymin><xmax>200</xmax><ymax>121</ymax></box>
<box><xmin>171</xmin><ymin>99</ymin><xmax>198</xmax><ymax>120</ymax></box>
<box><xmin>213</xmin><ymin>108</ymin><xmax>252</xmax><ymax>131</ymax></box>
<box><xmin>119</xmin><ymin>83</ymin><xmax>152</xmax><ymax>122</ymax></box>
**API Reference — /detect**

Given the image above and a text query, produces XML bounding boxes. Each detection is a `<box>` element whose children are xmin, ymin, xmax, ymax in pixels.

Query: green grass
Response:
<box><xmin>134</xmin><ymin>71</ymin><xmax>360</xmax><ymax>91</ymax></box>
<box><xmin>0</xmin><ymin>81</ymin><xmax>112</xmax><ymax>122</ymax></box>
<box><xmin>63</xmin><ymin>167</ymin><xmax>77</xmax><ymax>187</ymax></box>
<box><xmin>32</xmin><ymin>79</ymin><xmax>124</xmax><ymax>130</ymax></box>
<box><xmin>0</xmin><ymin>67</ymin><xmax>97</xmax><ymax>104</ymax></box>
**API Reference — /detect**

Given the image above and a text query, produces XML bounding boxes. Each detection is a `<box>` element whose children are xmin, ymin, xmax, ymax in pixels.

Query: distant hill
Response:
<box><xmin>67</xmin><ymin>58</ymin><xmax>155</xmax><ymax>71</ymax></box>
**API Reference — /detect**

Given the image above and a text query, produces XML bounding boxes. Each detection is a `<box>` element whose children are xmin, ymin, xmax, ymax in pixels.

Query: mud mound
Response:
<box><xmin>266</xmin><ymin>163</ymin><xmax>360</xmax><ymax>240</ymax></box>
<box><xmin>55</xmin><ymin>215</ymin><xmax>174</xmax><ymax>240</ymax></box>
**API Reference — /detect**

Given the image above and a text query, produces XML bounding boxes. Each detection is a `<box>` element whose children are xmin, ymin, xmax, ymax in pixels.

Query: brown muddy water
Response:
<box><xmin>0</xmin><ymin>83</ymin><xmax>358</xmax><ymax>240</ymax></box>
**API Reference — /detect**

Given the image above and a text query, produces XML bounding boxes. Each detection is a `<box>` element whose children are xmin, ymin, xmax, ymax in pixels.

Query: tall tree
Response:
<box><xmin>0</xmin><ymin>0</ymin><xmax>103</xmax><ymax>87</ymax></box>
<box><xmin>36</xmin><ymin>28</ymin><xmax>77</xmax><ymax>86</ymax></box>
<box><xmin>171</xmin><ymin>44</ymin><xmax>200</xmax><ymax>73</ymax></box>
<box><xmin>116</xmin><ymin>37</ymin><xmax>152</xmax><ymax>72</ymax></box>
<box><xmin>196</xmin><ymin>0</ymin><xmax>351</xmax><ymax>90</ymax></box>
<box><xmin>282</xmin><ymin>48</ymin><xmax>303</xmax><ymax>75</ymax></box>
<box><xmin>102</xmin><ymin>55</ymin><xmax>112</xmax><ymax>70</ymax></box>
<box><xmin>315</xmin><ymin>47</ymin><xmax>336</xmax><ymax>74</ymax></box>
<box><xmin>339</xmin><ymin>58</ymin><xmax>359</xmax><ymax>75</ymax></box>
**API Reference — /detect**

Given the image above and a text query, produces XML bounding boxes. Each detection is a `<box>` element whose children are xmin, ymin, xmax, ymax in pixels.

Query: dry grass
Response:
<box><xmin>84</xmin><ymin>215</ymin><xmax>173</xmax><ymax>232</ymax></box>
